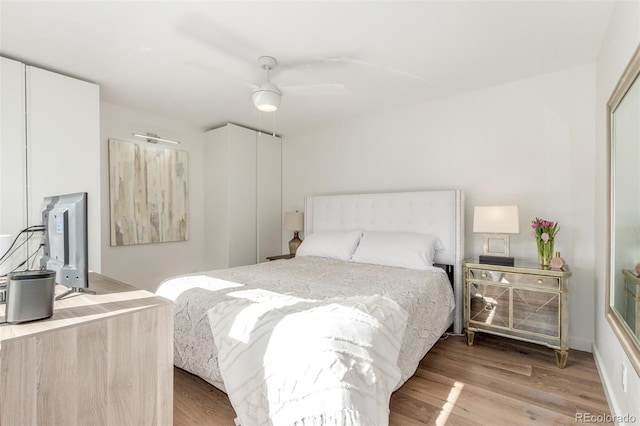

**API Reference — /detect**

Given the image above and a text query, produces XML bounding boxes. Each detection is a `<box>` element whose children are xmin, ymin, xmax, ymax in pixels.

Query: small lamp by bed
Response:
<box><xmin>473</xmin><ymin>205</ymin><xmax>519</xmax><ymax>266</ymax></box>
<box><xmin>284</xmin><ymin>211</ymin><xmax>304</xmax><ymax>255</ymax></box>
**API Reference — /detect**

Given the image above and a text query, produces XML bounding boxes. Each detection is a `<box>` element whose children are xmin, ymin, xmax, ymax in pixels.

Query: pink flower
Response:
<box><xmin>531</xmin><ymin>217</ymin><xmax>560</xmax><ymax>241</ymax></box>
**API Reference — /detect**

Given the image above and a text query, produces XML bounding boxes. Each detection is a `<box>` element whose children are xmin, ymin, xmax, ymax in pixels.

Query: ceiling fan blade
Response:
<box><xmin>182</xmin><ymin>60</ymin><xmax>257</xmax><ymax>89</ymax></box>
<box><xmin>176</xmin><ymin>15</ymin><xmax>261</xmax><ymax>83</ymax></box>
<box><xmin>176</xmin><ymin>14</ymin><xmax>257</xmax><ymax>61</ymax></box>
<box><xmin>318</xmin><ymin>56</ymin><xmax>429</xmax><ymax>83</ymax></box>
<box><xmin>280</xmin><ymin>83</ymin><xmax>347</xmax><ymax>96</ymax></box>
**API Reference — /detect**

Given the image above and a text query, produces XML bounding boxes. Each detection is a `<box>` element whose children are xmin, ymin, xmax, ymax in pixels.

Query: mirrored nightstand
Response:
<box><xmin>463</xmin><ymin>258</ymin><xmax>571</xmax><ymax>368</ymax></box>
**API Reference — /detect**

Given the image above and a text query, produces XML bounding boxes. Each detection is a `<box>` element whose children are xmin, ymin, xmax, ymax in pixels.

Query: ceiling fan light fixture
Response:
<box><xmin>252</xmin><ymin>83</ymin><xmax>281</xmax><ymax>112</ymax></box>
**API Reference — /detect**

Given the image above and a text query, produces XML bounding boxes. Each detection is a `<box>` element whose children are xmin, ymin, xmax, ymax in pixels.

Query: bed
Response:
<box><xmin>157</xmin><ymin>190</ymin><xmax>464</xmax><ymax>424</ymax></box>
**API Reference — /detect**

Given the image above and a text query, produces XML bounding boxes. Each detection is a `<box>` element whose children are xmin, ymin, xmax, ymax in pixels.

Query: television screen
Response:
<box><xmin>40</xmin><ymin>192</ymin><xmax>90</xmax><ymax>298</ymax></box>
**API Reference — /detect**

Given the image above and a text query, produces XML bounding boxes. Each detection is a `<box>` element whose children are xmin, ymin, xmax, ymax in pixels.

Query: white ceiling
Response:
<box><xmin>0</xmin><ymin>1</ymin><xmax>614</xmax><ymax>136</ymax></box>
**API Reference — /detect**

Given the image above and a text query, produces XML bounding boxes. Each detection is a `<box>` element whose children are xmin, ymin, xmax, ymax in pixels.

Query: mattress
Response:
<box><xmin>156</xmin><ymin>256</ymin><xmax>455</xmax><ymax>391</ymax></box>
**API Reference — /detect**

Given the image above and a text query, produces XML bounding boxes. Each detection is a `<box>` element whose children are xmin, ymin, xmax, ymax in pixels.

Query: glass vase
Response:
<box><xmin>537</xmin><ymin>239</ymin><xmax>554</xmax><ymax>267</ymax></box>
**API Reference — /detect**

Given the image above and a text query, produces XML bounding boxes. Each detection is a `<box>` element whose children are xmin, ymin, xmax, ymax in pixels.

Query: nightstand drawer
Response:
<box><xmin>502</xmin><ymin>272</ymin><xmax>560</xmax><ymax>290</ymax></box>
<box><xmin>624</xmin><ymin>270</ymin><xmax>640</xmax><ymax>297</ymax></box>
<box><xmin>468</xmin><ymin>268</ymin><xmax>560</xmax><ymax>290</ymax></box>
<box><xmin>468</xmin><ymin>269</ymin><xmax>504</xmax><ymax>282</ymax></box>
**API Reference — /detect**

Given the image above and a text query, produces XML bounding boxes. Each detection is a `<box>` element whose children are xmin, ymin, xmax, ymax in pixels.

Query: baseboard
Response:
<box><xmin>592</xmin><ymin>342</ymin><xmax>621</xmax><ymax>420</ymax></box>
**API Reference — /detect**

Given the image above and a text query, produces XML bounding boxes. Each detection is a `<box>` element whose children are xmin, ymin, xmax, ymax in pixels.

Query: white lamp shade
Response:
<box><xmin>473</xmin><ymin>205</ymin><xmax>520</xmax><ymax>234</ymax></box>
<box><xmin>252</xmin><ymin>82</ymin><xmax>281</xmax><ymax>112</ymax></box>
<box><xmin>283</xmin><ymin>211</ymin><xmax>304</xmax><ymax>231</ymax></box>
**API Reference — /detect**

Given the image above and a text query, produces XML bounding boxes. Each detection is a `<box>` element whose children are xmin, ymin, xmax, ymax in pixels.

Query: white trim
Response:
<box><xmin>592</xmin><ymin>342</ymin><xmax>624</xmax><ymax>424</ymax></box>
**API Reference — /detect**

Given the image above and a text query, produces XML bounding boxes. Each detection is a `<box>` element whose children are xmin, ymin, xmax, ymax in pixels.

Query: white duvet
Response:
<box><xmin>157</xmin><ymin>256</ymin><xmax>454</xmax><ymax>394</ymax></box>
<box><xmin>208</xmin><ymin>290</ymin><xmax>408</xmax><ymax>425</ymax></box>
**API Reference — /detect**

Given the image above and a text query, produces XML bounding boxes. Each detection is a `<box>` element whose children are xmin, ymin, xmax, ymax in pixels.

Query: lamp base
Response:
<box><xmin>479</xmin><ymin>255</ymin><xmax>514</xmax><ymax>267</ymax></box>
<box><xmin>289</xmin><ymin>232</ymin><xmax>302</xmax><ymax>256</ymax></box>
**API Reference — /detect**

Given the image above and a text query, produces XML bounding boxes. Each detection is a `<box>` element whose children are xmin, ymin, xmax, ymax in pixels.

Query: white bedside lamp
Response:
<box><xmin>284</xmin><ymin>211</ymin><xmax>304</xmax><ymax>255</ymax></box>
<box><xmin>473</xmin><ymin>205</ymin><xmax>520</xmax><ymax>266</ymax></box>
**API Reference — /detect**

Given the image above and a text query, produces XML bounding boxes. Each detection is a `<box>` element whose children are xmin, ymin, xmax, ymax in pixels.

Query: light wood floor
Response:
<box><xmin>174</xmin><ymin>334</ymin><xmax>612</xmax><ymax>425</ymax></box>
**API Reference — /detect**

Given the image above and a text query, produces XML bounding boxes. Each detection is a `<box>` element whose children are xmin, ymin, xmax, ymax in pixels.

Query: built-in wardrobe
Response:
<box><xmin>203</xmin><ymin>123</ymin><xmax>282</xmax><ymax>269</ymax></box>
<box><xmin>0</xmin><ymin>56</ymin><xmax>100</xmax><ymax>271</ymax></box>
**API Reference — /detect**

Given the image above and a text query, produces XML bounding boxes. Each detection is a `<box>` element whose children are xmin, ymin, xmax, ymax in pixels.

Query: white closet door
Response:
<box><xmin>256</xmin><ymin>132</ymin><xmax>282</xmax><ymax>262</ymax></box>
<box><xmin>203</xmin><ymin>128</ymin><xmax>230</xmax><ymax>270</ymax></box>
<box><xmin>227</xmin><ymin>124</ymin><xmax>257</xmax><ymax>267</ymax></box>
<box><xmin>0</xmin><ymin>57</ymin><xmax>27</xmax><ymax>273</ymax></box>
<box><xmin>203</xmin><ymin>124</ymin><xmax>281</xmax><ymax>268</ymax></box>
<box><xmin>0</xmin><ymin>57</ymin><xmax>27</xmax><ymax>238</ymax></box>
<box><xmin>26</xmin><ymin>66</ymin><xmax>100</xmax><ymax>272</ymax></box>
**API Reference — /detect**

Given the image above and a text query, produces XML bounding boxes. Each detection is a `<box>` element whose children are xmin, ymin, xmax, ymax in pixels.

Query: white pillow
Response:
<box><xmin>351</xmin><ymin>231</ymin><xmax>440</xmax><ymax>270</ymax></box>
<box><xmin>296</xmin><ymin>230</ymin><xmax>363</xmax><ymax>261</ymax></box>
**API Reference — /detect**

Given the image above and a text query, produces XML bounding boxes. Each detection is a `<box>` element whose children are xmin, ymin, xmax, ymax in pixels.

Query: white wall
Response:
<box><xmin>100</xmin><ymin>102</ymin><xmax>204</xmax><ymax>292</ymax></box>
<box><xmin>283</xmin><ymin>64</ymin><xmax>596</xmax><ymax>352</ymax></box>
<box><xmin>594</xmin><ymin>1</ymin><xmax>640</xmax><ymax>423</ymax></box>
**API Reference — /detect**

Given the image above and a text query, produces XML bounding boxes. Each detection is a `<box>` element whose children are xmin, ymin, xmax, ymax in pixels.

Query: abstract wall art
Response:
<box><xmin>109</xmin><ymin>139</ymin><xmax>189</xmax><ymax>246</ymax></box>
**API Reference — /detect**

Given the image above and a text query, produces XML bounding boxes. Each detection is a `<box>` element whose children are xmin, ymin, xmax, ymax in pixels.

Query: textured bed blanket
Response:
<box><xmin>157</xmin><ymin>256</ymin><xmax>454</xmax><ymax>391</ymax></box>
<box><xmin>207</xmin><ymin>290</ymin><xmax>408</xmax><ymax>426</ymax></box>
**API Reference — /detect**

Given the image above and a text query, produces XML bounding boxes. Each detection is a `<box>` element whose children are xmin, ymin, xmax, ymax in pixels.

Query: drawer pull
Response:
<box><xmin>484</xmin><ymin>303</ymin><xmax>493</xmax><ymax>311</ymax></box>
<box><xmin>481</xmin><ymin>273</ymin><xmax>487</xmax><ymax>279</ymax></box>
<box><xmin>537</xmin><ymin>279</ymin><xmax>543</xmax><ymax>284</ymax></box>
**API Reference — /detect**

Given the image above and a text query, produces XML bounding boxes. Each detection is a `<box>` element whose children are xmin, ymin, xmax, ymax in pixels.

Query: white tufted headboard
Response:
<box><xmin>304</xmin><ymin>190</ymin><xmax>465</xmax><ymax>334</ymax></box>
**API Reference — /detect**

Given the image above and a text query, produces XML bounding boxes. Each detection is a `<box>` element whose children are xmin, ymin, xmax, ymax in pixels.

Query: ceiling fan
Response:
<box><xmin>249</xmin><ymin>55</ymin><xmax>349</xmax><ymax>112</ymax></box>
<box><xmin>186</xmin><ymin>54</ymin><xmax>351</xmax><ymax>110</ymax></box>
<box><xmin>220</xmin><ymin>53</ymin><xmax>429</xmax><ymax>113</ymax></box>
<box><xmin>178</xmin><ymin>17</ymin><xmax>428</xmax><ymax>113</ymax></box>
<box><xmin>186</xmin><ymin>55</ymin><xmax>348</xmax><ymax>113</ymax></box>
<box><xmin>251</xmin><ymin>56</ymin><xmax>282</xmax><ymax>112</ymax></box>
<box><xmin>188</xmin><ymin>52</ymin><xmax>427</xmax><ymax>113</ymax></box>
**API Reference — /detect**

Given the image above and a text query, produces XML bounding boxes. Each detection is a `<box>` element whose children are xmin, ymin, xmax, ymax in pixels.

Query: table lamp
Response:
<box><xmin>284</xmin><ymin>211</ymin><xmax>304</xmax><ymax>255</ymax></box>
<box><xmin>473</xmin><ymin>205</ymin><xmax>519</xmax><ymax>266</ymax></box>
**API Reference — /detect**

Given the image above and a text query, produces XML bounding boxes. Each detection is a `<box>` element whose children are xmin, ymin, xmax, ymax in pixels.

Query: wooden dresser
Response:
<box><xmin>0</xmin><ymin>273</ymin><xmax>173</xmax><ymax>425</ymax></box>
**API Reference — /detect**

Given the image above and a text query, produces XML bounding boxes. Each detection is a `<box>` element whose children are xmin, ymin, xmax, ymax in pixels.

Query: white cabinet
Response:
<box><xmin>204</xmin><ymin>123</ymin><xmax>281</xmax><ymax>269</ymax></box>
<box><xmin>0</xmin><ymin>57</ymin><xmax>27</xmax><ymax>240</ymax></box>
<box><xmin>0</xmin><ymin>57</ymin><xmax>100</xmax><ymax>271</ymax></box>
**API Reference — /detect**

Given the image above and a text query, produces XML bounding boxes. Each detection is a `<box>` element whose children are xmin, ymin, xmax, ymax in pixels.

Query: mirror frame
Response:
<box><xmin>606</xmin><ymin>43</ymin><xmax>640</xmax><ymax>376</ymax></box>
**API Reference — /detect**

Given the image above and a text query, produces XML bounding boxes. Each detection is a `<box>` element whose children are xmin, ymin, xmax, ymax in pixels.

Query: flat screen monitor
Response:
<box><xmin>40</xmin><ymin>192</ymin><xmax>93</xmax><ymax>299</ymax></box>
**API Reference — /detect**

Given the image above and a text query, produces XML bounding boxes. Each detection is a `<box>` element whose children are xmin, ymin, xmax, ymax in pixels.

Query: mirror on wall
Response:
<box><xmin>607</xmin><ymin>43</ymin><xmax>640</xmax><ymax>376</ymax></box>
